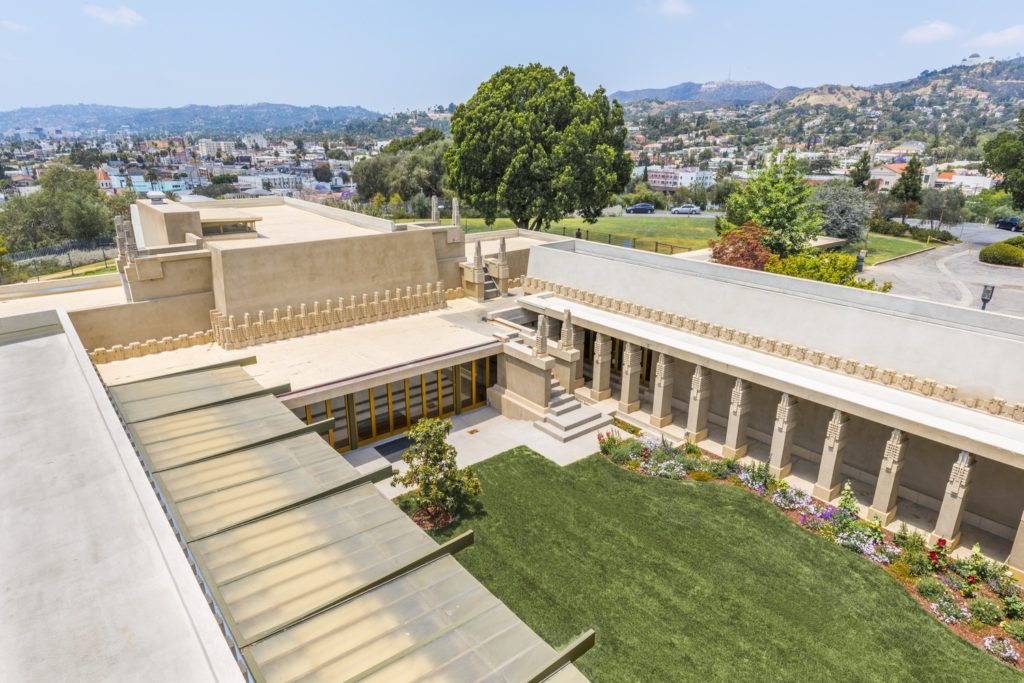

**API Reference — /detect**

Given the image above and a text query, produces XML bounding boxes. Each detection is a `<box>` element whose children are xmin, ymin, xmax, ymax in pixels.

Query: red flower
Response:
<box><xmin>929</xmin><ymin>552</ymin><xmax>938</xmax><ymax>562</ymax></box>
<box><xmin>937</xmin><ymin>538</ymin><xmax>947</xmax><ymax>547</ymax></box>
<box><xmin>968</xmin><ymin>576</ymin><xmax>977</xmax><ymax>583</ymax></box>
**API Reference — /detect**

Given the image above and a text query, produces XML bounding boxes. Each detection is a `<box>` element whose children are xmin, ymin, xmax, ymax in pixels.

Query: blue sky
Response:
<box><xmin>1</xmin><ymin>1</ymin><xmax>1022</xmax><ymax>112</ymax></box>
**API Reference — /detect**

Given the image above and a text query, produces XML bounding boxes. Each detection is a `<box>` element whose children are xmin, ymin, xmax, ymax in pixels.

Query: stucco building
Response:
<box><xmin>2</xmin><ymin>194</ymin><xmax>1023</xmax><ymax>680</ymax></box>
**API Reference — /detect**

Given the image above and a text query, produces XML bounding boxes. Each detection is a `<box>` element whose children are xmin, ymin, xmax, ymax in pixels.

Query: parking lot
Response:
<box><xmin>868</xmin><ymin>223</ymin><xmax>1024</xmax><ymax>317</ymax></box>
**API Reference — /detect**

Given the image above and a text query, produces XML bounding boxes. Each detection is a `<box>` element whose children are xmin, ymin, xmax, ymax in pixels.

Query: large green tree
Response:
<box><xmin>445</xmin><ymin>64</ymin><xmax>631</xmax><ymax>230</ymax></box>
<box><xmin>983</xmin><ymin>108</ymin><xmax>1024</xmax><ymax>210</ymax></box>
<box><xmin>725</xmin><ymin>152</ymin><xmax>823</xmax><ymax>255</ymax></box>
<box><xmin>889</xmin><ymin>155</ymin><xmax>924</xmax><ymax>223</ymax></box>
<box><xmin>848</xmin><ymin>151</ymin><xmax>872</xmax><ymax>188</ymax></box>
<box><xmin>815</xmin><ymin>181</ymin><xmax>871</xmax><ymax>242</ymax></box>
<box><xmin>0</xmin><ymin>164</ymin><xmax>112</xmax><ymax>251</ymax></box>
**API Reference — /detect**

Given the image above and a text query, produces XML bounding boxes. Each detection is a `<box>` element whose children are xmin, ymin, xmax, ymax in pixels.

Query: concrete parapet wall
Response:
<box><xmin>89</xmin><ymin>329</ymin><xmax>215</xmax><ymax>364</ymax></box>
<box><xmin>69</xmin><ymin>291</ymin><xmax>216</xmax><ymax>351</ymax></box>
<box><xmin>209</xmin><ymin>281</ymin><xmax>453</xmax><ymax>350</ymax></box>
<box><xmin>522</xmin><ymin>275</ymin><xmax>1024</xmax><ymax>426</ymax></box>
<box><xmin>0</xmin><ymin>273</ymin><xmax>121</xmax><ymax>300</ymax></box>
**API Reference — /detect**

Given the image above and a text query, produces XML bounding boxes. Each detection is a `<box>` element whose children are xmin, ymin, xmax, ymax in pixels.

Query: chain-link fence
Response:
<box><xmin>1</xmin><ymin>237</ymin><xmax>117</xmax><ymax>284</ymax></box>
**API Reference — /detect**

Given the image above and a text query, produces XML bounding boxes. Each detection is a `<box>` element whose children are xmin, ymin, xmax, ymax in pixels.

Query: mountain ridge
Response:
<box><xmin>0</xmin><ymin>102</ymin><xmax>381</xmax><ymax>134</ymax></box>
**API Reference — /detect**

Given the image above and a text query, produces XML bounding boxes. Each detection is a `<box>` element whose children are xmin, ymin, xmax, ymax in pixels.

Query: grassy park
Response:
<box><xmin>452</xmin><ymin>215</ymin><xmax>718</xmax><ymax>252</ymax></box>
<box><xmin>413</xmin><ymin>448</ymin><xmax>1021</xmax><ymax>681</ymax></box>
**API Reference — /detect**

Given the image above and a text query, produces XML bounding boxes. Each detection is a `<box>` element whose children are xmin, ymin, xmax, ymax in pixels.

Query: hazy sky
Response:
<box><xmin>1</xmin><ymin>1</ymin><xmax>1022</xmax><ymax>112</ymax></box>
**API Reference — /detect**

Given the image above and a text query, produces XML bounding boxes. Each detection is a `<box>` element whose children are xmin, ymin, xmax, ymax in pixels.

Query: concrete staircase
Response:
<box><xmin>534</xmin><ymin>380</ymin><xmax>612</xmax><ymax>442</ymax></box>
<box><xmin>482</xmin><ymin>265</ymin><xmax>501</xmax><ymax>300</ymax></box>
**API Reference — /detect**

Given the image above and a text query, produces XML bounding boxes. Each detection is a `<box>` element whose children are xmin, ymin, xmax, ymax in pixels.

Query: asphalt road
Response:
<box><xmin>868</xmin><ymin>222</ymin><xmax>1024</xmax><ymax>317</ymax></box>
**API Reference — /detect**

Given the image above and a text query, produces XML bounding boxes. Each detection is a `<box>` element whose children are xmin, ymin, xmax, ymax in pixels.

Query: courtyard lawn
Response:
<box><xmin>413</xmin><ymin>448</ymin><xmax>1021</xmax><ymax>681</ymax></box>
<box><xmin>454</xmin><ymin>215</ymin><xmax>718</xmax><ymax>252</ymax></box>
<box><xmin>848</xmin><ymin>233</ymin><xmax>939</xmax><ymax>265</ymax></box>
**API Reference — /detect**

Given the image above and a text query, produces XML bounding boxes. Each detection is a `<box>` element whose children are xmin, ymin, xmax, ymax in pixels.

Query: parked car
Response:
<box><xmin>625</xmin><ymin>203</ymin><xmax>655</xmax><ymax>214</ymax></box>
<box><xmin>996</xmin><ymin>216</ymin><xmax>1022</xmax><ymax>232</ymax></box>
<box><xmin>670</xmin><ymin>204</ymin><xmax>700</xmax><ymax>215</ymax></box>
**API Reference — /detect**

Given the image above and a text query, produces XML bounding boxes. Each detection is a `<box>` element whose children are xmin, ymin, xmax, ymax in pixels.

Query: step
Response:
<box><xmin>548</xmin><ymin>399</ymin><xmax>579</xmax><ymax>416</ymax></box>
<box><xmin>545</xmin><ymin>403</ymin><xmax>603</xmax><ymax>431</ymax></box>
<box><xmin>534</xmin><ymin>412</ymin><xmax>613</xmax><ymax>443</ymax></box>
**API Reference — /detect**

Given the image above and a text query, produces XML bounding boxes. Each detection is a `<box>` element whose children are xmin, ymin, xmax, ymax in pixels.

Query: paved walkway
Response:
<box><xmin>869</xmin><ymin>223</ymin><xmax>1024</xmax><ymax>317</ymax></box>
<box><xmin>347</xmin><ymin>407</ymin><xmax>609</xmax><ymax>499</ymax></box>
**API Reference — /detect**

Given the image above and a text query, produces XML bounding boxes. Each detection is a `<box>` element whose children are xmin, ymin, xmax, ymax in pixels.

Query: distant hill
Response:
<box><xmin>0</xmin><ymin>102</ymin><xmax>380</xmax><ymax>134</ymax></box>
<box><xmin>611</xmin><ymin>80</ymin><xmax>801</xmax><ymax>104</ymax></box>
<box><xmin>611</xmin><ymin>56</ymin><xmax>1024</xmax><ymax>107</ymax></box>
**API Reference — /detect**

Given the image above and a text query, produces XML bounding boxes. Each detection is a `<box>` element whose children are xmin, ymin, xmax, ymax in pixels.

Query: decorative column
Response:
<box><xmin>929</xmin><ymin>451</ymin><xmax>976</xmax><ymax>547</ymax></box>
<box><xmin>430</xmin><ymin>195</ymin><xmax>439</xmax><ymax>223</ymax></box>
<box><xmin>867</xmin><ymin>429</ymin><xmax>908</xmax><ymax>524</ymax></box>
<box><xmin>685</xmin><ymin>365</ymin><xmax>711</xmax><ymax>443</ymax></box>
<box><xmin>590</xmin><ymin>332</ymin><xmax>612</xmax><ymax>400</ymax></box>
<box><xmin>650</xmin><ymin>353</ymin><xmax>675</xmax><ymax>428</ymax></box>
<box><xmin>1008</xmin><ymin>513</ymin><xmax>1024</xmax><ymax>573</ymax></box>
<box><xmin>550</xmin><ymin>310</ymin><xmax>582</xmax><ymax>391</ymax></box>
<box><xmin>812</xmin><ymin>410</ymin><xmax>849</xmax><ymax>502</ymax></box>
<box><xmin>495</xmin><ymin>237</ymin><xmax>511</xmax><ymax>295</ymax></box>
<box><xmin>722</xmin><ymin>379</ymin><xmax>751</xmax><ymax>458</ymax></box>
<box><xmin>618</xmin><ymin>342</ymin><xmax>642</xmax><ymax>413</ymax></box>
<box><xmin>534</xmin><ymin>315</ymin><xmax>549</xmax><ymax>357</ymax></box>
<box><xmin>451</xmin><ymin>196</ymin><xmax>461</xmax><ymax>227</ymax></box>
<box><xmin>768</xmin><ymin>393</ymin><xmax>799</xmax><ymax>478</ymax></box>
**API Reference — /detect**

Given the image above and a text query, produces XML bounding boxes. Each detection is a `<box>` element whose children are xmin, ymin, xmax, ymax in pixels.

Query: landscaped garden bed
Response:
<box><xmin>598</xmin><ymin>430</ymin><xmax>1024</xmax><ymax>672</ymax></box>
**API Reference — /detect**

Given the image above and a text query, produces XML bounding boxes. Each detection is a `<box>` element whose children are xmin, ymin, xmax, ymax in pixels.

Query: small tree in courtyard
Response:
<box><xmin>709</xmin><ymin>223</ymin><xmax>773</xmax><ymax>270</ymax></box>
<box><xmin>392</xmin><ymin>418</ymin><xmax>481</xmax><ymax>527</ymax></box>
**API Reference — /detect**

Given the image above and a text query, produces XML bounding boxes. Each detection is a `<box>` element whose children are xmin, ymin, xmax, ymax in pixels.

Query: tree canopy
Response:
<box><xmin>445</xmin><ymin>64</ymin><xmax>631</xmax><ymax>230</ymax></box>
<box><xmin>983</xmin><ymin>108</ymin><xmax>1024</xmax><ymax>210</ymax></box>
<box><xmin>725</xmin><ymin>152</ymin><xmax>822</xmax><ymax>255</ymax></box>
<box><xmin>352</xmin><ymin>139</ymin><xmax>447</xmax><ymax>200</ymax></box>
<box><xmin>889</xmin><ymin>156</ymin><xmax>924</xmax><ymax>222</ymax></box>
<box><xmin>382</xmin><ymin>128</ymin><xmax>443</xmax><ymax>154</ymax></box>
<box><xmin>0</xmin><ymin>164</ymin><xmax>112</xmax><ymax>251</ymax></box>
<box><xmin>815</xmin><ymin>181</ymin><xmax>871</xmax><ymax>242</ymax></box>
<box><xmin>848</xmin><ymin>151</ymin><xmax>872</xmax><ymax>189</ymax></box>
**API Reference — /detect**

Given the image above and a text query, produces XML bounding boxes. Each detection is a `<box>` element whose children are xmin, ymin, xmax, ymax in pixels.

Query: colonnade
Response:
<box><xmin>576</xmin><ymin>329</ymin><xmax>1024</xmax><ymax>566</ymax></box>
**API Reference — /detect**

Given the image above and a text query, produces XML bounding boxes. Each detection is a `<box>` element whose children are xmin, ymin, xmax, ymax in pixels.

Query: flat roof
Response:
<box><xmin>204</xmin><ymin>203</ymin><xmax>378</xmax><ymax>248</ymax></box>
<box><xmin>108</xmin><ymin>364</ymin><xmax>590</xmax><ymax>681</ymax></box>
<box><xmin>97</xmin><ymin>297</ymin><xmax>505</xmax><ymax>394</ymax></box>
<box><xmin>0</xmin><ymin>310</ymin><xmax>242</xmax><ymax>683</ymax></box>
<box><xmin>0</xmin><ymin>280</ymin><xmax>126</xmax><ymax>315</ymax></box>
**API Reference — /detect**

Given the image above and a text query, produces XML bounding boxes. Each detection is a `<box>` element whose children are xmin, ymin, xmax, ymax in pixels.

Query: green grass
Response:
<box><xmin>411</xmin><ymin>448</ymin><xmax>1021</xmax><ymax>681</ymax></box>
<box><xmin>450</xmin><ymin>216</ymin><xmax>718</xmax><ymax>251</ymax></box>
<box><xmin>847</xmin><ymin>233</ymin><xmax>938</xmax><ymax>265</ymax></box>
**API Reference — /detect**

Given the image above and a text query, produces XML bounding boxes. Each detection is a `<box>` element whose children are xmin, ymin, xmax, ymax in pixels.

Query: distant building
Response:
<box><xmin>926</xmin><ymin>167</ymin><xmax>994</xmax><ymax>196</ymax></box>
<box><xmin>868</xmin><ymin>163</ymin><xmax>907</xmax><ymax>191</ymax></box>
<box><xmin>196</xmin><ymin>139</ymin><xmax>237</xmax><ymax>158</ymax></box>
<box><xmin>645</xmin><ymin>165</ymin><xmax>715</xmax><ymax>194</ymax></box>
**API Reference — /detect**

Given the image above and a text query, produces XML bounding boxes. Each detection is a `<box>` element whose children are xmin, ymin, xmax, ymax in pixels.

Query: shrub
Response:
<box><xmin>889</xmin><ymin>559</ymin><xmax>915</xmax><ymax>583</ymax></box>
<box><xmin>704</xmin><ymin>458</ymin><xmax>732</xmax><ymax>479</ymax></box>
<box><xmin>979</xmin><ymin>242</ymin><xmax>1024</xmax><ymax>266</ymax></box>
<box><xmin>972</xmin><ymin>597</ymin><xmax>1006</xmax><ymax>625</ymax></box>
<box><xmin>611</xmin><ymin>418</ymin><xmax>641</xmax><ymax>436</ymax></box>
<box><xmin>772</xmin><ymin>483</ymin><xmax>812</xmax><ymax>511</ymax></box>
<box><xmin>1006</xmin><ymin>235</ymin><xmax>1024</xmax><ymax>248</ymax></box>
<box><xmin>684</xmin><ymin>441</ymin><xmax>703</xmax><ymax>456</ymax></box>
<box><xmin>902</xmin><ymin>549</ymin><xmax>932</xmax><ymax>578</ymax></box>
<box><xmin>391</xmin><ymin>418</ymin><xmax>481</xmax><ymax>518</ymax></box>
<box><xmin>1004</xmin><ymin>594</ymin><xmax>1024</xmax><ymax>620</ymax></box>
<box><xmin>765</xmin><ymin>251</ymin><xmax>891</xmax><ymax>291</ymax></box>
<box><xmin>690</xmin><ymin>470</ymin><xmax>714</xmax><ymax>482</ymax></box>
<box><xmin>917</xmin><ymin>576</ymin><xmax>948</xmax><ymax>601</ymax></box>
<box><xmin>709</xmin><ymin>223</ymin><xmax>773</xmax><ymax>269</ymax></box>
<box><xmin>907</xmin><ymin>226</ymin><xmax>956</xmax><ymax>243</ymax></box>
<box><xmin>893</xmin><ymin>523</ymin><xmax>926</xmax><ymax>552</ymax></box>
<box><xmin>868</xmin><ymin>218</ymin><xmax>906</xmax><ymax>236</ymax></box>
<box><xmin>1003</xmin><ymin>620</ymin><xmax>1024</xmax><ymax>643</ymax></box>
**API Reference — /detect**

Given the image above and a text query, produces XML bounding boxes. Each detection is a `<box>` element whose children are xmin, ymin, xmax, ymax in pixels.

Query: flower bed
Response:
<box><xmin>597</xmin><ymin>430</ymin><xmax>1024</xmax><ymax>672</ymax></box>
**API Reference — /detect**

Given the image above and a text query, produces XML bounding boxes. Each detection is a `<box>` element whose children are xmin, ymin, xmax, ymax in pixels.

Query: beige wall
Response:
<box><xmin>125</xmin><ymin>252</ymin><xmax>213</xmax><ymax>301</ymax></box>
<box><xmin>136</xmin><ymin>200</ymin><xmax>202</xmax><ymax>247</ymax></box>
<box><xmin>210</xmin><ymin>230</ymin><xmax>443</xmax><ymax>319</ymax></box>
<box><xmin>69</xmin><ymin>292</ymin><xmax>215</xmax><ymax>349</ymax></box>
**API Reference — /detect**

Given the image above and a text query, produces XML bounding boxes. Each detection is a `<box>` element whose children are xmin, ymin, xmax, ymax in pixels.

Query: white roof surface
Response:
<box><xmin>0</xmin><ymin>310</ymin><xmax>242</xmax><ymax>683</ymax></box>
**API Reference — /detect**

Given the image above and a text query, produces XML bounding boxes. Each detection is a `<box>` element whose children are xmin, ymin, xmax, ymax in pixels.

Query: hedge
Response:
<box><xmin>979</xmin><ymin>242</ymin><xmax>1024</xmax><ymax>267</ymax></box>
